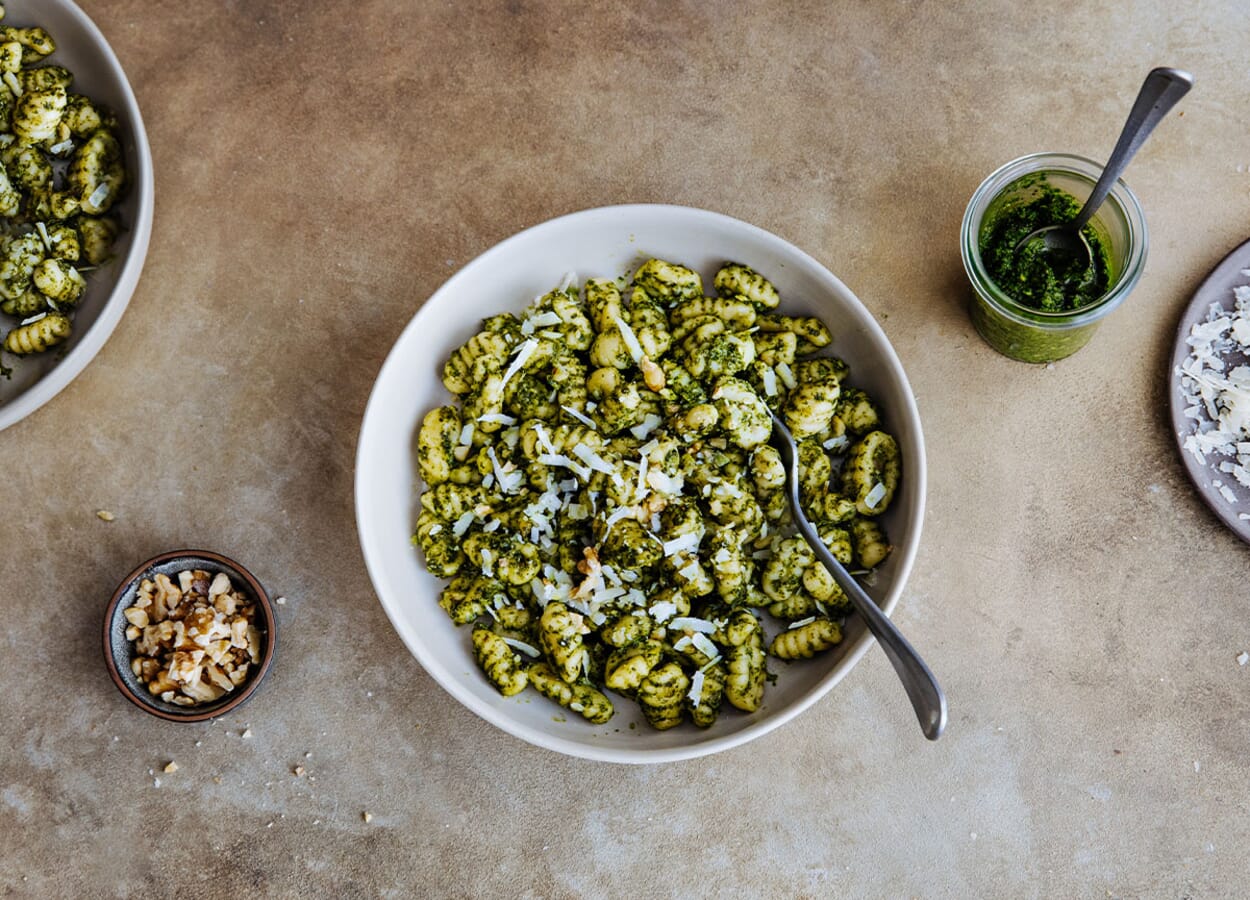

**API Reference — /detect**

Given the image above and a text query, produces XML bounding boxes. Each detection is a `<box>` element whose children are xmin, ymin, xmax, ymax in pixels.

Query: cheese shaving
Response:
<box><xmin>663</xmin><ymin>533</ymin><xmax>700</xmax><ymax>557</ymax></box>
<box><xmin>500</xmin><ymin>338</ymin><xmax>538</xmax><ymax>389</ymax></box>
<box><xmin>502</xmin><ymin>637</ymin><xmax>540</xmax><ymax>658</ymax></box>
<box><xmin>610</xmin><ymin>312</ymin><xmax>644</xmax><ymax>364</ymax></box>
<box><xmin>691</xmin><ymin>633</ymin><xmax>720</xmax><ymax>659</ymax></box>
<box><xmin>669</xmin><ymin>616</ymin><xmax>717</xmax><ymax>634</ymax></box>
<box><xmin>571</xmin><ymin>443</ymin><xmax>616</xmax><ymax>476</ymax></box>
<box><xmin>630</xmin><ymin>414</ymin><xmax>663</xmax><ymax>441</ymax></box>
<box><xmin>687</xmin><ymin>670</ymin><xmax>705</xmax><ymax>706</ymax></box>
<box><xmin>864</xmin><ymin>482</ymin><xmax>887</xmax><ymax>510</ymax></box>
<box><xmin>788</xmin><ymin>616</ymin><xmax>816</xmax><ymax>629</ymax></box>
<box><xmin>476</xmin><ymin>413</ymin><xmax>517</xmax><ymax>426</ymax></box>
<box><xmin>776</xmin><ymin>361</ymin><xmax>797</xmax><ymax>390</ymax></box>
<box><xmin>648</xmin><ymin>600</ymin><xmax>677</xmax><ymax>622</ymax></box>
<box><xmin>561</xmin><ymin>405</ymin><xmax>597</xmax><ymax>429</ymax></box>
<box><xmin>537</xmin><ymin>453</ymin><xmax>592</xmax><ymax>481</ymax></box>
<box><xmin>533</xmin><ymin>422</ymin><xmax>558</xmax><ymax>456</ymax></box>
<box><xmin>88</xmin><ymin>182</ymin><xmax>111</xmax><ymax>209</ymax></box>
<box><xmin>452</xmin><ymin>512</ymin><xmax>475</xmax><ymax>537</ymax></box>
<box><xmin>761</xmin><ymin>367</ymin><xmax>778</xmax><ymax>397</ymax></box>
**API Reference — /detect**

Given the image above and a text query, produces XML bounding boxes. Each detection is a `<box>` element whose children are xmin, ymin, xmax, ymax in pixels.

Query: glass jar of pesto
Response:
<box><xmin>961</xmin><ymin>153</ymin><xmax>1147</xmax><ymax>363</ymax></box>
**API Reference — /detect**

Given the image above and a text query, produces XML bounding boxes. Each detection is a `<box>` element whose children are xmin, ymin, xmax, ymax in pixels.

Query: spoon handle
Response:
<box><xmin>1073</xmin><ymin>67</ymin><xmax>1192</xmax><ymax>232</ymax></box>
<box><xmin>789</xmin><ymin>503</ymin><xmax>948</xmax><ymax>740</ymax></box>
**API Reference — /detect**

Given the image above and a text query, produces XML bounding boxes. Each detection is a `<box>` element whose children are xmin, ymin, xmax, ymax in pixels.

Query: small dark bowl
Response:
<box><xmin>103</xmin><ymin>550</ymin><xmax>277</xmax><ymax>722</ymax></box>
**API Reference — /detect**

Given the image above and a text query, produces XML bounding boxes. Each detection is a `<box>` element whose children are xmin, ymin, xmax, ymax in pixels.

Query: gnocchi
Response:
<box><xmin>0</xmin><ymin>3</ymin><xmax>127</xmax><ymax>375</ymax></box>
<box><xmin>415</xmin><ymin>258</ymin><xmax>902</xmax><ymax>730</ymax></box>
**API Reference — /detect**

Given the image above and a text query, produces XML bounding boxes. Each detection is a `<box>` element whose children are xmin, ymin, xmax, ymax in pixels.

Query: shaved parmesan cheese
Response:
<box><xmin>605</xmin><ymin>506</ymin><xmax>634</xmax><ymax>528</ymax></box>
<box><xmin>630</xmin><ymin>414</ymin><xmax>663</xmax><ymax>441</ymax></box>
<box><xmin>669</xmin><ymin>617</ymin><xmax>717</xmax><ymax>634</ymax></box>
<box><xmin>691</xmin><ymin>633</ymin><xmax>720</xmax><ymax>659</ymax></box>
<box><xmin>561</xmin><ymin>405</ymin><xmax>597</xmax><ymax>429</ymax></box>
<box><xmin>483</xmin><ymin>519</ymin><xmax>501</xmax><ymax>533</ymax></box>
<box><xmin>788</xmin><ymin>616</ymin><xmax>816</xmax><ymax>629</ymax></box>
<box><xmin>533</xmin><ymin>422</ymin><xmax>558</xmax><ymax>456</ymax></box>
<box><xmin>610</xmin><ymin>312</ymin><xmax>644</xmax><ymax>363</ymax></box>
<box><xmin>502</xmin><ymin>637</ymin><xmax>540</xmax><ymax>658</ymax></box>
<box><xmin>649</xmin><ymin>601</ymin><xmax>677</xmax><ymax>622</ymax></box>
<box><xmin>479</xmin><ymin>548</ymin><xmax>494</xmax><ymax>577</ymax></box>
<box><xmin>487</xmin><ymin>447</ymin><xmax>523</xmax><ymax>494</ymax></box>
<box><xmin>88</xmin><ymin>182</ymin><xmax>111</xmax><ymax>209</ymax></box>
<box><xmin>537</xmin><ymin>453</ymin><xmax>592</xmax><ymax>480</ymax></box>
<box><xmin>663</xmin><ymin>533</ymin><xmax>700</xmax><ymax>557</ymax></box>
<box><xmin>458</xmin><ymin>423</ymin><xmax>475</xmax><ymax>446</ymax></box>
<box><xmin>761</xmin><ymin>367</ymin><xmax>778</xmax><ymax>397</ymax></box>
<box><xmin>776</xmin><ymin>361</ymin><xmax>797</xmax><ymax>390</ymax></box>
<box><xmin>571</xmin><ymin>443</ymin><xmax>616</xmax><ymax>476</ymax></box>
<box><xmin>476</xmin><ymin>413</ymin><xmax>517</xmax><ymax>426</ymax></box>
<box><xmin>864</xmin><ymin>482</ymin><xmax>887</xmax><ymax>510</ymax></box>
<box><xmin>500</xmin><ymin>339</ymin><xmax>538</xmax><ymax>389</ymax></box>
<box><xmin>673</xmin><ymin>635</ymin><xmax>693</xmax><ymax>652</ymax></box>
<box><xmin>823</xmin><ymin>435</ymin><xmax>848</xmax><ymax>451</ymax></box>
<box><xmin>19</xmin><ymin>312</ymin><xmax>47</xmax><ymax>326</ymax></box>
<box><xmin>427</xmin><ymin>524</ymin><xmax>442</xmax><ymax>536</ymax></box>
<box><xmin>452</xmin><ymin>512</ymin><xmax>475</xmax><ymax>537</ymax></box>
<box><xmin>687</xmin><ymin>670</ymin><xmax>705</xmax><ymax>706</ymax></box>
<box><xmin>529</xmin><ymin>310</ymin><xmax>563</xmax><ymax>328</ymax></box>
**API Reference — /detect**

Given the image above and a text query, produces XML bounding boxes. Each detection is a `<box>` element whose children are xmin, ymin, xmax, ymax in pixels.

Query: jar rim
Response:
<box><xmin>960</xmin><ymin>152</ymin><xmax>1148</xmax><ymax>329</ymax></box>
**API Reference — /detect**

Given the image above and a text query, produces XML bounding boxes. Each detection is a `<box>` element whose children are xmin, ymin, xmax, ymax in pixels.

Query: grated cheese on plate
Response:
<box><xmin>1176</xmin><ymin>279</ymin><xmax>1250</xmax><ymax>508</ymax></box>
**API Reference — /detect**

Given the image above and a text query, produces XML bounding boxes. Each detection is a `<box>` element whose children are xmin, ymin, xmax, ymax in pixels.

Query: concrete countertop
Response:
<box><xmin>3</xmin><ymin>1</ymin><xmax>1248</xmax><ymax>896</ymax></box>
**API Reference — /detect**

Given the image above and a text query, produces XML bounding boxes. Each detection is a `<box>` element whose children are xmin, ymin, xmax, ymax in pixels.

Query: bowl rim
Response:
<box><xmin>102</xmin><ymin>549</ymin><xmax>277</xmax><ymax>722</ymax></box>
<box><xmin>0</xmin><ymin>0</ymin><xmax>156</xmax><ymax>431</ymax></box>
<box><xmin>355</xmin><ymin>202</ymin><xmax>927</xmax><ymax>762</ymax></box>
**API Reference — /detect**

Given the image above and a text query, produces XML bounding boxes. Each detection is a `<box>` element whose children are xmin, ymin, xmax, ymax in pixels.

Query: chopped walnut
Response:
<box><xmin>122</xmin><ymin>568</ymin><xmax>263</xmax><ymax>707</ymax></box>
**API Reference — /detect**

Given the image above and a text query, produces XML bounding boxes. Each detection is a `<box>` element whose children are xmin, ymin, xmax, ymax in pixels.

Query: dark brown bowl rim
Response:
<box><xmin>102</xmin><ymin>549</ymin><xmax>277</xmax><ymax>722</ymax></box>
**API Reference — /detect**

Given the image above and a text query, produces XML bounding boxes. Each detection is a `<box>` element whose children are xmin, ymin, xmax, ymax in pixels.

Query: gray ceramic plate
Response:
<box><xmin>1169</xmin><ymin>237</ymin><xmax>1250</xmax><ymax>544</ymax></box>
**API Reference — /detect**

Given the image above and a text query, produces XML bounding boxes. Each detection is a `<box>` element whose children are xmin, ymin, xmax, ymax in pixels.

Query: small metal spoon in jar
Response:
<box><xmin>1014</xmin><ymin>67</ymin><xmax>1193</xmax><ymax>278</ymax></box>
<box><xmin>767</xmin><ymin>409</ymin><xmax>947</xmax><ymax>740</ymax></box>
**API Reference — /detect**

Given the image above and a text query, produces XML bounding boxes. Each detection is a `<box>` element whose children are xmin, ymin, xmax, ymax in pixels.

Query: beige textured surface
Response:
<box><xmin>3</xmin><ymin>0</ymin><xmax>1249</xmax><ymax>896</ymax></box>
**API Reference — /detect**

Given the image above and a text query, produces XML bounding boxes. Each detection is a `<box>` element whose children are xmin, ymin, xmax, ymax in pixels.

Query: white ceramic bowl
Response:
<box><xmin>0</xmin><ymin>0</ymin><xmax>154</xmax><ymax>430</ymax></box>
<box><xmin>356</xmin><ymin>205</ymin><xmax>926</xmax><ymax>763</ymax></box>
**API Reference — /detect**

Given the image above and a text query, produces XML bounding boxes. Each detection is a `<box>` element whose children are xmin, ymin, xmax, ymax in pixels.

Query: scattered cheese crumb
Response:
<box><xmin>241</xmin><ymin>728</ymin><xmax>253</xmax><ymax>739</ymax></box>
<box><xmin>275</xmin><ymin>596</ymin><xmax>287</xmax><ymax>605</ymax></box>
<box><xmin>1238</xmin><ymin>651</ymin><xmax>1249</xmax><ymax>666</ymax></box>
<box><xmin>293</xmin><ymin>765</ymin><xmax>305</xmax><ymax>777</ymax></box>
<box><xmin>362</xmin><ymin>811</ymin><xmax>373</xmax><ymax>823</ymax></box>
<box><xmin>163</xmin><ymin>761</ymin><xmax>178</xmax><ymax>773</ymax></box>
<box><xmin>95</xmin><ymin>510</ymin><xmax>115</xmax><ymax>522</ymax></box>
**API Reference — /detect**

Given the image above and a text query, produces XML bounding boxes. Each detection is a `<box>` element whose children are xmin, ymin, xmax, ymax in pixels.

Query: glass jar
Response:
<box><xmin>960</xmin><ymin>152</ymin><xmax>1147</xmax><ymax>363</ymax></box>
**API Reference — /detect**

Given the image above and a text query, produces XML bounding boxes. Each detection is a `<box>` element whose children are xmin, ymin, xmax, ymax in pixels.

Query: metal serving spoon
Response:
<box><xmin>768</xmin><ymin>408</ymin><xmax>947</xmax><ymax>740</ymax></box>
<box><xmin>1014</xmin><ymin>67</ymin><xmax>1193</xmax><ymax>273</ymax></box>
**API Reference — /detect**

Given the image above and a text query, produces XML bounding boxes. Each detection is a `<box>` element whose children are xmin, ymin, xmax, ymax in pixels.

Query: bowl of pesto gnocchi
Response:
<box><xmin>356</xmin><ymin>204</ymin><xmax>925</xmax><ymax>763</ymax></box>
<box><xmin>0</xmin><ymin>0</ymin><xmax>153</xmax><ymax>431</ymax></box>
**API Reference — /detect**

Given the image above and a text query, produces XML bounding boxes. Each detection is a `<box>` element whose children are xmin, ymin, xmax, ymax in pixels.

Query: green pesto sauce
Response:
<box><xmin>980</xmin><ymin>186</ymin><xmax>1111</xmax><ymax>312</ymax></box>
